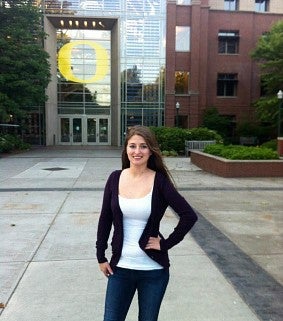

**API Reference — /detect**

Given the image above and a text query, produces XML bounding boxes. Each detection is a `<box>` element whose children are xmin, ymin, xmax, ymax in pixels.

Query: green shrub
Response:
<box><xmin>161</xmin><ymin>150</ymin><xmax>178</xmax><ymax>156</ymax></box>
<box><xmin>204</xmin><ymin>144</ymin><xmax>279</xmax><ymax>160</ymax></box>
<box><xmin>161</xmin><ymin>150</ymin><xmax>170</xmax><ymax>156</ymax></box>
<box><xmin>0</xmin><ymin>134</ymin><xmax>30</xmax><ymax>153</ymax></box>
<box><xmin>150</xmin><ymin>127</ymin><xmax>187</xmax><ymax>154</ymax></box>
<box><xmin>185</xmin><ymin>127</ymin><xmax>222</xmax><ymax>142</ymax></box>
<box><xmin>260</xmin><ymin>139</ymin><xmax>277</xmax><ymax>151</ymax></box>
<box><xmin>168</xmin><ymin>150</ymin><xmax>178</xmax><ymax>156</ymax></box>
<box><xmin>0</xmin><ymin>137</ymin><xmax>14</xmax><ymax>153</ymax></box>
<box><xmin>150</xmin><ymin>126</ymin><xmax>222</xmax><ymax>155</ymax></box>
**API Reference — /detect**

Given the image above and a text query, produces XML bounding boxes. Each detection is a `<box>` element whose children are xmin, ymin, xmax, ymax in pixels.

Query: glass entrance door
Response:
<box><xmin>72</xmin><ymin>118</ymin><xmax>82</xmax><ymax>143</ymax></box>
<box><xmin>60</xmin><ymin>118</ymin><xmax>70</xmax><ymax>143</ymax></box>
<box><xmin>87</xmin><ymin>118</ymin><xmax>97</xmax><ymax>143</ymax></box>
<box><xmin>98</xmin><ymin>118</ymin><xmax>109</xmax><ymax>143</ymax></box>
<box><xmin>86</xmin><ymin>117</ymin><xmax>109</xmax><ymax>144</ymax></box>
<box><xmin>59</xmin><ymin>116</ymin><xmax>110</xmax><ymax>145</ymax></box>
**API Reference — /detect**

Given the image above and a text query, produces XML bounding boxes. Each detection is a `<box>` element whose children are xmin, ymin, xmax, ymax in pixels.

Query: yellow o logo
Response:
<box><xmin>58</xmin><ymin>40</ymin><xmax>109</xmax><ymax>83</ymax></box>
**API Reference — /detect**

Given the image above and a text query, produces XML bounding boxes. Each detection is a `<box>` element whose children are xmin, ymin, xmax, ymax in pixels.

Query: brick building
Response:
<box><xmin>165</xmin><ymin>0</ymin><xmax>283</xmax><ymax>136</ymax></box>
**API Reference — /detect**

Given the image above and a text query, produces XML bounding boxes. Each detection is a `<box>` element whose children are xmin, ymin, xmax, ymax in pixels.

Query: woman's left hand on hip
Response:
<box><xmin>145</xmin><ymin>236</ymin><xmax>161</xmax><ymax>250</ymax></box>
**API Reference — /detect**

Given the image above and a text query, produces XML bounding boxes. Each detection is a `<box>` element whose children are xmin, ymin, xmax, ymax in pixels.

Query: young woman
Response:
<box><xmin>96</xmin><ymin>125</ymin><xmax>198</xmax><ymax>321</ymax></box>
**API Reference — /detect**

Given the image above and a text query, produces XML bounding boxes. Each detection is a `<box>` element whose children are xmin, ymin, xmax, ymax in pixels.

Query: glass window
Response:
<box><xmin>224</xmin><ymin>0</ymin><xmax>239</xmax><ymax>11</ymax></box>
<box><xmin>255</xmin><ymin>0</ymin><xmax>269</xmax><ymax>12</ymax></box>
<box><xmin>144</xmin><ymin>20</ymin><xmax>162</xmax><ymax>57</ymax></box>
<box><xmin>104</xmin><ymin>0</ymin><xmax>121</xmax><ymax>12</ymax></box>
<box><xmin>126</xmin><ymin>0</ymin><xmax>144</xmax><ymax>14</ymax></box>
<box><xmin>143</xmin><ymin>83</ymin><xmax>159</xmax><ymax>102</ymax></box>
<box><xmin>52</xmin><ymin>0</ymin><xmax>167</xmax><ymax>137</ymax></box>
<box><xmin>57</xmin><ymin>29</ymin><xmax>111</xmax><ymax>114</ymax></box>
<box><xmin>125</xmin><ymin>19</ymin><xmax>162</xmax><ymax>57</ymax></box>
<box><xmin>176</xmin><ymin>26</ymin><xmax>190</xmax><ymax>52</ymax></box>
<box><xmin>123</xmin><ymin>65</ymin><xmax>143</xmax><ymax>102</ymax></box>
<box><xmin>217</xmin><ymin>73</ymin><xmax>238</xmax><ymax>97</ymax></box>
<box><xmin>175</xmin><ymin>71</ymin><xmax>189</xmax><ymax>94</ymax></box>
<box><xmin>218</xmin><ymin>30</ymin><xmax>239</xmax><ymax>54</ymax></box>
<box><xmin>126</xmin><ymin>19</ymin><xmax>144</xmax><ymax>56</ymax></box>
<box><xmin>126</xmin><ymin>0</ymin><xmax>161</xmax><ymax>15</ymax></box>
<box><xmin>177</xmin><ymin>0</ymin><xmax>191</xmax><ymax>5</ymax></box>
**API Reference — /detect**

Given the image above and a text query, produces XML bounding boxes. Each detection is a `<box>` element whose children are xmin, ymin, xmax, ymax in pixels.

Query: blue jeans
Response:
<box><xmin>103</xmin><ymin>267</ymin><xmax>170</xmax><ymax>321</ymax></box>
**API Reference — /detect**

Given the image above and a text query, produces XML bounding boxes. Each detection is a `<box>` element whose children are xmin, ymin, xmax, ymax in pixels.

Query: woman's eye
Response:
<box><xmin>128</xmin><ymin>144</ymin><xmax>148</xmax><ymax>149</ymax></box>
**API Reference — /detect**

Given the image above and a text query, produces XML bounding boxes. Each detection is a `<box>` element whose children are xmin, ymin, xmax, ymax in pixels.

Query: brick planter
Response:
<box><xmin>278</xmin><ymin>137</ymin><xmax>283</xmax><ymax>157</ymax></box>
<box><xmin>190</xmin><ymin>151</ymin><xmax>283</xmax><ymax>177</ymax></box>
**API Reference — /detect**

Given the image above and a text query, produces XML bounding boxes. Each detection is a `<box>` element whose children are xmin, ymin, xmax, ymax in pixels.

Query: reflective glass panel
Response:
<box><xmin>255</xmin><ymin>0</ymin><xmax>269</xmax><ymax>12</ymax></box>
<box><xmin>73</xmin><ymin>118</ymin><xmax>82</xmax><ymax>143</ymax></box>
<box><xmin>224</xmin><ymin>0</ymin><xmax>238</xmax><ymax>11</ymax></box>
<box><xmin>60</xmin><ymin>118</ymin><xmax>70</xmax><ymax>142</ymax></box>
<box><xmin>175</xmin><ymin>71</ymin><xmax>189</xmax><ymax>94</ymax></box>
<box><xmin>177</xmin><ymin>0</ymin><xmax>191</xmax><ymax>4</ymax></box>
<box><xmin>87</xmin><ymin>118</ymin><xmax>97</xmax><ymax>142</ymax></box>
<box><xmin>99</xmin><ymin>118</ymin><xmax>108</xmax><ymax>143</ymax></box>
<box><xmin>176</xmin><ymin>26</ymin><xmax>190</xmax><ymax>52</ymax></box>
<box><xmin>47</xmin><ymin>0</ymin><xmax>166</xmax><ymax>141</ymax></box>
<box><xmin>57</xmin><ymin>29</ymin><xmax>111</xmax><ymax>115</ymax></box>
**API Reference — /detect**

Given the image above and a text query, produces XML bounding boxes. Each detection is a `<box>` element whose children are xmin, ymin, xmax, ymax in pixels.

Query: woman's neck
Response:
<box><xmin>127</xmin><ymin>165</ymin><xmax>150</xmax><ymax>178</ymax></box>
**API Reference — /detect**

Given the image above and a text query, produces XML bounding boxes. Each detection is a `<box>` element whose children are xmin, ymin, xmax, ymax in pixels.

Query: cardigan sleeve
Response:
<box><xmin>96</xmin><ymin>172</ymin><xmax>115</xmax><ymax>263</ymax></box>
<box><xmin>158</xmin><ymin>175</ymin><xmax>198</xmax><ymax>251</ymax></box>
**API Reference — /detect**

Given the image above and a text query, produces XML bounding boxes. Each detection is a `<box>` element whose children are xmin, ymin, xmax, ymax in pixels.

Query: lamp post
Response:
<box><xmin>176</xmin><ymin>102</ymin><xmax>180</xmax><ymax>127</ymax></box>
<box><xmin>277</xmin><ymin>90</ymin><xmax>283</xmax><ymax>157</ymax></box>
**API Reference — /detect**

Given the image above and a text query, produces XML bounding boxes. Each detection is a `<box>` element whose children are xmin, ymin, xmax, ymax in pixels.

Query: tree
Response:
<box><xmin>251</xmin><ymin>20</ymin><xmax>283</xmax><ymax>125</ymax></box>
<box><xmin>0</xmin><ymin>0</ymin><xmax>50</xmax><ymax>123</ymax></box>
<box><xmin>202</xmin><ymin>107</ymin><xmax>231</xmax><ymax>139</ymax></box>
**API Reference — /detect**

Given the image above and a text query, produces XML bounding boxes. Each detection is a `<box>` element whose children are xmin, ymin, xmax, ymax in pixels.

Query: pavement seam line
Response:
<box><xmin>0</xmin><ymin>187</ymin><xmax>282</xmax><ymax>192</ymax></box>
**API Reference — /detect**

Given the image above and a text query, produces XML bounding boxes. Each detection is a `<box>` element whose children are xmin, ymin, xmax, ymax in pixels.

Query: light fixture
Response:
<box><xmin>75</xmin><ymin>20</ymin><xmax>79</xmax><ymax>27</ymax></box>
<box><xmin>84</xmin><ymin>21</ymin><xmax>88</xmax><ymax>27</ymax></box>
<box><xmin>92</xmin><ymin>21</ymin><xmax>96</xmax><ymax>27</ymax></box>
<box><xmin>176</xmin><ymin>102</ymin><xmax>180</xmax><ymax>127</ymax></box>
<box><xmin>98</xmin><ymin>21</ymin><xmax>105</xmax><ymax>28</ymax></box>
<box><xmin>60</xmin><ymin>20</ymin><xmax>64</xmax><ymax>27</ymax></box>
<box><xmin>69</xmin><ymin>20</ymin><xmax>73</xmax><ymax>26</ymax></box>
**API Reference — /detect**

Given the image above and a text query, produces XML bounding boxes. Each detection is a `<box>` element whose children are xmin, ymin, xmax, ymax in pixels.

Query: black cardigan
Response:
<box><xmin>96</xmin><ymin>170</ymin><xmax>198</xmax><ymax>269</ymax></box>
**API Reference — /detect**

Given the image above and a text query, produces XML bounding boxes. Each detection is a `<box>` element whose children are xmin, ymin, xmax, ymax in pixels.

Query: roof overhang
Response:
<box><xmin>46</xmin><ymin>15</ymin><xmax>117</xmax><ymax>30</ymax></box>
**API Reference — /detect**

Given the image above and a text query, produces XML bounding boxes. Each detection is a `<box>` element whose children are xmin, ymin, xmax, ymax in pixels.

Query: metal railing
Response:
<box><xmin>185</xmin><ymin>140</ymin><xmax>216</xmax><ymax>156</ymax></box>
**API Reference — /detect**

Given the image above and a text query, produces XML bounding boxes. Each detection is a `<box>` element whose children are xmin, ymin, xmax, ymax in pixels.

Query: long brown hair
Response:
<box><xmin>121</xmin><ymin>125</ymin><xmax>174</xmax><ymax>185</ymax></box>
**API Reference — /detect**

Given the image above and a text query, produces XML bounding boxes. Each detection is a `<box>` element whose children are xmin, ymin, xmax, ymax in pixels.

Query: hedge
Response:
<box><xmin>150</xmin><ymin>126</ymin><xmax>222</xmax><ymax>154</ymax></box>
<box><xmin>0</xmin><ymin>134</ymin><xmax>30</xmax><ymax>153</ymax></box>
<box><xmin>203</xmin><ymin>144</ymin><xmax>279</xmax><ymax>160</ymax></box>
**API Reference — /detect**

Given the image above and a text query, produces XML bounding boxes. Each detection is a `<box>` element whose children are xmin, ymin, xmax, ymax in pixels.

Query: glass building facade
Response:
<box><xmin>40</xmin><ymin>0</ymin><xmax>166</xmax><ymax>145</ymax></box>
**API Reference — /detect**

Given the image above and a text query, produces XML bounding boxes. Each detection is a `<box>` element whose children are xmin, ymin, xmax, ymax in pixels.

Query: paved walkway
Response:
<box><xmin>0</xmin><ymin>147</ymin><xmax>282</xmax><ymax>321</ymax></box>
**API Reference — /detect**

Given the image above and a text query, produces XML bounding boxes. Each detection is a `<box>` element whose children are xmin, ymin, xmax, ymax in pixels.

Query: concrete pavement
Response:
<box><xmin>0</xmin><ymin>146</ymin><xmax>282</xmax><ymax>321</ymax></box>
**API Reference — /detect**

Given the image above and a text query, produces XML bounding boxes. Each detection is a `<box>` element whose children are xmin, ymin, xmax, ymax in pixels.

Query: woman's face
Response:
<box><xmin>126</xmin><ymin>134</ymin><xmax>152</xmax><ymax>167</ymax></box>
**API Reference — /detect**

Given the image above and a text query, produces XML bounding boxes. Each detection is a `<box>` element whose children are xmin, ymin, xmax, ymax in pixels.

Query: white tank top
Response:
<box><xmin>117</xmin><ymin>190</ymin><xmax>163</xmax><ymax>270</ymax></box>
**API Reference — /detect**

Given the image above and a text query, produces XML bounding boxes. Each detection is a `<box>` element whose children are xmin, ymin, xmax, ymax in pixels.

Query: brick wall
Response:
<box><xmin>190</xmin><ymin>151</ymin><xmax>283</xmax><ymax>177</ymax></box>
<box><xmin>165</xmin><ymin>1</ymin><xmax>283</xmax><ymax>128</ymax></box>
